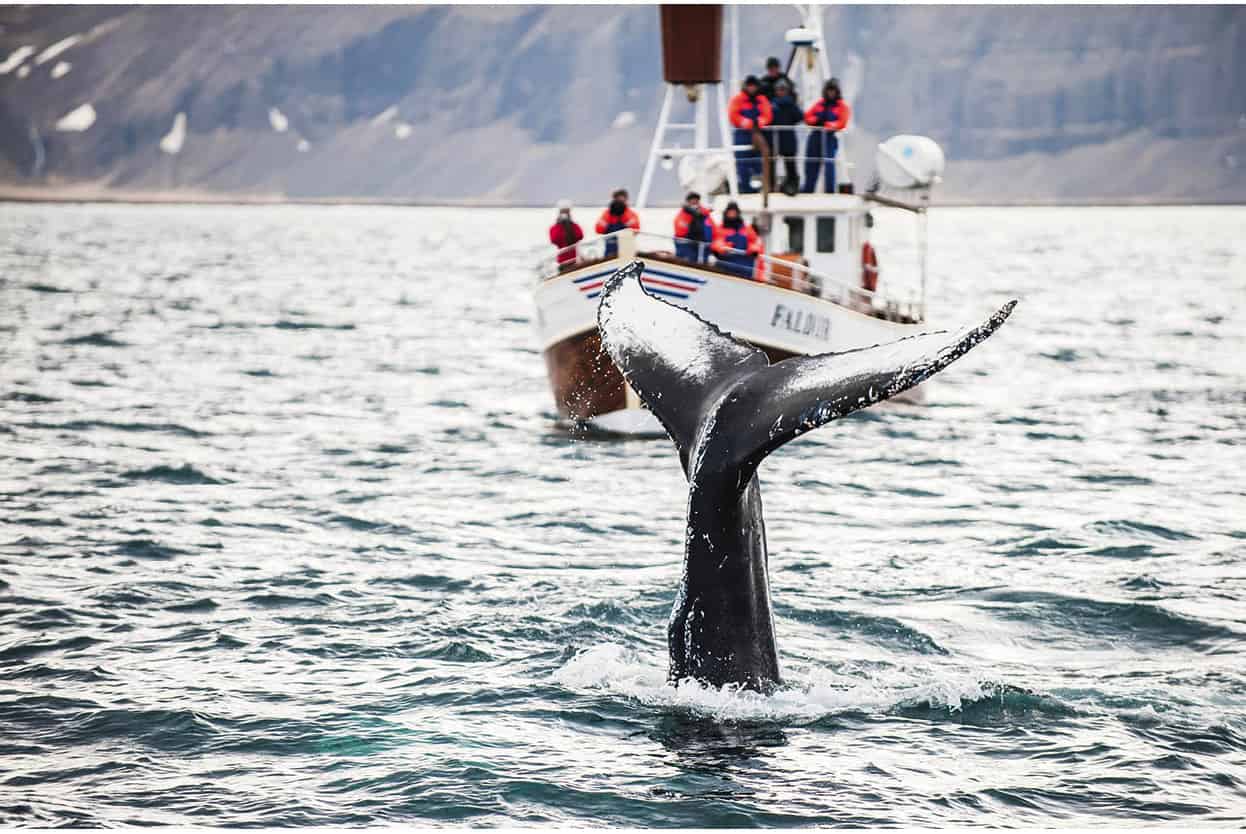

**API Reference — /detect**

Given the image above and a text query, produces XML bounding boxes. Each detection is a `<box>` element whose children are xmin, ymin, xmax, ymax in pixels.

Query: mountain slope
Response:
<box><xmin>1</xmin><ymin>4</ymin><xmax>1243</xmax><ymax>204</ymax></box>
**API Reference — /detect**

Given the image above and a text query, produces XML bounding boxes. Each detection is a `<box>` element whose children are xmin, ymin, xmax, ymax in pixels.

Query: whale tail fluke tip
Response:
<box><xmin>596</xmin><ymin>261</ymin><xmax>1015</xmax><ymax>484</ymax></box>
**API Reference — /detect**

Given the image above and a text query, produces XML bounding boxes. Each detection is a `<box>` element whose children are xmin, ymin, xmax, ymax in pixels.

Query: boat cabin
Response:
<box><xmin>715</xmin><ymin>192</ymin><xmax>868</xmax><ymax>281</ymax></box>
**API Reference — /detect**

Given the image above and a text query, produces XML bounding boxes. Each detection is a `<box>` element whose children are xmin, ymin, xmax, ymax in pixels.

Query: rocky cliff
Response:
<box><xmin>1</xmin><ymin>4</ymin><xmax>1243</xmax><ymax>204</ymax></box>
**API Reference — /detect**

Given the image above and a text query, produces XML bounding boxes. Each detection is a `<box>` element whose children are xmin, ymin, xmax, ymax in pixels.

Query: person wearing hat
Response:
<box><xmin>727</xmin><ymin>75</ymin><xmax>773</xmax><ymax>194</ymax></box>
<box><xmin>673</xmin><ymin>191</ymin><xmax>715</xmax><ymax>264</ymax></box>
<box><xmin>767</xmin><ymin>77</ymin><xmax>803</xmax><ymax>194</ymax></box>
<box><xmin>711</xmin><ymin>201</ymin><xmax>763</xmax><ymax>279</ymax></box>
<box><xmin>758</xmin><ymin>56</ymin><xmax>795</xmax><ymax>102</ymax></box>
<box><xmin>549</xmin><ymin>199</ymin><xmax>583</xmax><ymax>269</ymax></box>
<box><xmin>803</xmin><ymin>78</ymin><xmax>852</xmax><ymax>193</ymax></box>
<box><xmin>595</xmin><ymin>188</ymin><xmax>640</xmax><ymax>258</ymax></box>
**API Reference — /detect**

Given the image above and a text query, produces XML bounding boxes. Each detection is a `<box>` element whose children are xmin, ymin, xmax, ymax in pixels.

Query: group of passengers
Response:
<box><xmin>672</xmin><ymin>193</ymin><xmax>763</xmax><ymax>279</ymax></box>
<box><xmin>548</xmin><ymin>189</ymin><xmax>640</xmax><ymax>265</ymax></box>
<box><xmin>550</xmin><ymin>190</ymin><xmax>765</xmax><ymax>281</ymax></box>
<box><xmin>547</xmin><ymin>56</ymin><xmax>854</xmax><ymax>279</ymax></box>
<box><xmin>730</xmin><ymin>57</ymin><xmax>851</xmax><ymax>194</ymax></box>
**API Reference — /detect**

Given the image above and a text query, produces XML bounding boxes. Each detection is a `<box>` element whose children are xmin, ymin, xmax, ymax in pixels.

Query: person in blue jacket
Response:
<box><xmin>673</xmin><ymin>192</ymin><xmax>715</xmax><ymax>263</ymax></box>
<box><xmin>711</xmin><ymin>201</ymin><xmax>763</xmax><ymax>279</ymax></box>
<box><xmin>767</xmin><ymin>77</ymin><xmax>802</xmax><ymax>194</ymax></box>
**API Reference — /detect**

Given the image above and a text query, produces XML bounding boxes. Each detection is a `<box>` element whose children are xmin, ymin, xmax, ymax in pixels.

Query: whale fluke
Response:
<box><xmin>597</xmin><ymin>259</ymin><xmax>769</xmax><ymax>475</ymax></box>
<box><xmin>596</xmin><ymin>259</ymin><xmax>1016</xmax><ymax>689</ymax></box>
<box><xmin>598</xmin><ymin>259</ymin><xmax>1015</xmax><ymax>486</ymax></box>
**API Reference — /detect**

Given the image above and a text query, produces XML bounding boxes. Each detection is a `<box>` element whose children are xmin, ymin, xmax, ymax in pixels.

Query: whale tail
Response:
<box><xmin>597</xmin><ymin>259</ymin><xmax>1015</xmax><ymax>484</ymax></box>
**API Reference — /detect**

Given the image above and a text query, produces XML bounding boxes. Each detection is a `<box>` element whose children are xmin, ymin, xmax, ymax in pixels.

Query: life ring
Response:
<box><xmin>861</xmin><ymin>242</ymin><xmax>879</xmax><ymax>292</ymax></box>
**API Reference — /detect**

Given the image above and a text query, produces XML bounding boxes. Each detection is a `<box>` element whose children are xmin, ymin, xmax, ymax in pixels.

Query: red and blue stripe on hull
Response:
<box><xmin>575</xmin><ymin>266</ymin><xmax>707</xmax><ymax>301</ymax></box>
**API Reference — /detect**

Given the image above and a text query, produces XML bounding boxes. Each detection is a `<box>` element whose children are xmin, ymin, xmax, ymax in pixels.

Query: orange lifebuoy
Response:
<box><xmin>861</xmin><ymin>242</ymin><xmax>879</xmax><ymax>292</ymax></box>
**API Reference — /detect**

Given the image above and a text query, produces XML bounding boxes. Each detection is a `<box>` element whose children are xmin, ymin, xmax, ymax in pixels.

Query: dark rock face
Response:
<box><xmin>1</xmin><ymin>5</ymin><xmax>1243</xmax><ymax>203</ymax></box>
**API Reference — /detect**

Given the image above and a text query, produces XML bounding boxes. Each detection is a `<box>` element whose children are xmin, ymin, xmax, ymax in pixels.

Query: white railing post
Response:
<box><xmin>637</xmin><ymin>85</ymin><xmax>675</xmax><ymax>210</ymax></box>
<box><xmin>717</xmin><ymin>83</ymin><xmax>739</xmax><ymax>197</ymax></box>
<box><xmin>618</xmin><ymin>229</ymin><xmax>637</xmax><ymax>260</ymax></box>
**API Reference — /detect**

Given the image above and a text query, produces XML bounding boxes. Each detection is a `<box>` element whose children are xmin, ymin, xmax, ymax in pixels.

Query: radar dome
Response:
<box><xmin>875</xmin><ymin>135</ymin><xmax>946</xmax><ymax>190</ymax></box>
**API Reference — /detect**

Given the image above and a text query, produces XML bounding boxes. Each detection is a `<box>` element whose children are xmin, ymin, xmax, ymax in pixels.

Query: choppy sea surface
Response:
<box><xmin>1</xmin><ymin>203</ymin><xmax>1244</xmax><ymax>826</ymax></box>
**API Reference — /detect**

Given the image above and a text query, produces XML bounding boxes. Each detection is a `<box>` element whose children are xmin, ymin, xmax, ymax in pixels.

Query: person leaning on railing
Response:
<box><xmin>767</xmin><ymin>78</ymin><xmax>802</xmax><ymax>195</ymax></box>
<box><xmin>802</xmin><ymin>78</ymin><xmax>852</xmax><ymax>194</ymax></box>
<box><xmin>673</xmin><ymin>191</ymin><xmax>715</xmax><ymax>264</ymax></box>
<box><xmin>596</xmin><ymin>188</ymin><xmax>641</xmax><ymax>258</ymax></box>
<box><xmin>548</xmin><ymin>199</ymin><xmax>583</xmax><ymax>270</ymax></box>
<box><xmin>727</xmin><ymin>76</ymin><xmax>773</xmax><ymax>195</ymax></box>
<box><xmin>711</xmin><ymin>201</ymin><xmax>763</xmax><ymax>280</ymax></box>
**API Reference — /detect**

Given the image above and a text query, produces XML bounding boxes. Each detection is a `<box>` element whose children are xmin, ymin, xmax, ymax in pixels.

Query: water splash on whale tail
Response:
<box><xmin>597</xmin><ymin>259</ymin><xmax>1017</xmax><ymax>483</ymax></box>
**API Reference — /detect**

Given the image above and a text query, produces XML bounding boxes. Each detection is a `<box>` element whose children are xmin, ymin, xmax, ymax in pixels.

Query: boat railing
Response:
<box><xmin>532</xmin><ymin>230</ymin><xmax>630</xmax><ymax>282</ymax></box>
<box><xmin>632</xmin><ymin>231</ymin><xmax>887</xmax><ymax>313</ymax></box>
<box><xmin>725</xmin><ymin>125</ymin><xmax>852</xmax><ymax>194</ymax></box>
<box><xmin>534</xmin><ymin>230</ymin><xmax>920</xmax><ymax>322</ymax></box>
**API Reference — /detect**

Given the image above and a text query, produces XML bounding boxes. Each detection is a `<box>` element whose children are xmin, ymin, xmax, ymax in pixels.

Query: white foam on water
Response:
<box><xmin>553</xmin><ymin>644</ymin><xmax>1000</xmax><ymax>723</ymax></box>
<box><xmin>611</xmin><ymin>111</ymin><xmax>636</xmax><ymax>129</ymax></box>
<box><xmin>296</xmin><ymin>139</ymin><xmax>310</xmax><ymax>153</ymax></box>
<box><xmin>50</xmin><ymin>60</ymin><xmax>71</xmax><ymax>79</ymax></box>
<box><xmin>394</xmin><ymin>123</ymin><xmax>412</xmax><ymax>140</ymax></box>
<box><xmin>16</xmin><ymin>64</ymin><xmax>29</xmax><ymax>79</ymax></box>
<box><xmin>55</xmin><ymin>103</ymin><xmax>96</xmax><ymax>132</ymax></box>
<box><xmin>268</xmin><ymin>108</ymin><xmax>288</xmax><ymax>133</ymax></box>
<box><xmin>160</xmin><ymin>112</ymin><xmax>186</xmax><ymax>154</ymax></box>
<box><xmin>0</xmin><ymin>45</ymin><xmax>34</xmax><ymax>74</ymax></box>
<box><xmin>36</xmin><ymin>34</ymin><xmax>81</xmax><ymax>65</ymax></box>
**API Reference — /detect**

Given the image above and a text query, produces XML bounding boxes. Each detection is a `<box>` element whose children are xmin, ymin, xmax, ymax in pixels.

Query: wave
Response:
<box><xmin>974</xmin><ymin>590</ymin><xmax>1244</xmax><ymax>650</ymax></box>
<box><xmin>552</xmin><ymin>644</ymin><xmax>1052</xmax><ymax>723</ymax></box>
<box><xmin>18</xmin><ymin>420</ymin><xmax>211</xmax><ymax>438</ymax></box>
<box><xmin>777</xmin><ymin>605</ymin><xmax>949</xmax><ymax>655</ymax></box>
<box><xmin>0</xmin><ymin>635</ymin><xmax>104</xmax><ymax>664</ymax></box>
<box><xmin>2</xmin><ymin>391</ymin><xmax>59</xmax><ymax>404</ymax></box>
<box><xmin>1087</xmin><ymin>519</ymin><xmax>1197</xmax><ymax>542</ymax></box>
<box><xmin>59</xmin><ymin>332</ymin><xmax>128</xmax><ymax>347</ymax></box>
<box><xmin>113</xmin><ymin>539</ymin><xmax>193</xmax><ymax>560</ymax></box>
<box><xmin>121</xmin><ymin>464</ymin><xmax>228</xmax><ymax>485</ymax></box>
<box><xmin>272</xmin><ymin>320</ymin><xmax>355</xmax><ymax>330</ymax></box>
<box><xmin>163</xmin><ymin>598</ymin><xmax>219</xmax><ymax>613</ymax></box>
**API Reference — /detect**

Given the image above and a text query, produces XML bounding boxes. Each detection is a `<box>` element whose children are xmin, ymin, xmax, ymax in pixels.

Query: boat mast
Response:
<box><xmin>637</xmin><ymin>5</ymin><xmax>732</xmax><ymax>209</ymax></box>
<box><xmin>729</xmin><ymin>4</ymin><xmax>740</xmax><ymax>91</ymax></box>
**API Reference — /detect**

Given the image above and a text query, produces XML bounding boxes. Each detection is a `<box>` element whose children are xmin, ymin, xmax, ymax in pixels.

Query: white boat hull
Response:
<box><xmin>533</xmin><ymin>255</ymin><xmax>926</xmax><ymax>423</ymax></box>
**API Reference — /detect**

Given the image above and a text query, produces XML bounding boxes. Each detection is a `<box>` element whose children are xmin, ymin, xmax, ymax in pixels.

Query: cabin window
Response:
<box><xmin>783</xmin><ymin>216</ymin><xmax>805</xmax><ymax>254</ymax></box>
<box><xmin>816</xmin><ymin>216</ymin><xmax>836</xmax><ymax>253</ymax></box>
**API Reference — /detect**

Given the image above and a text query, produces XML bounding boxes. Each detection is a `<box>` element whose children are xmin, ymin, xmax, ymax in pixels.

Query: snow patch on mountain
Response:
<box><xmin>0</xmin><ymin>45</ymin><xmax>34</xmax><ymax>74</ymax></box>
<box><xmin>36</xmin><ymin>34</ymin><xmax>81</xmax><ymax>65</ymax></box>
<box><xmin>55</xmin><ymin>103</ymin><xmax>96</xmax><ymax>132</ymax></box>
<box><xmin>160</xmin><ymin>112</ymin><xmax>187</xmax><ymax>154</ymax></box>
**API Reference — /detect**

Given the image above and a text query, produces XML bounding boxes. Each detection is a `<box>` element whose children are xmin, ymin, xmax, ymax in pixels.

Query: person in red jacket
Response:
<box><xmin>595</xmin><ymin>188</ymin><xmax>640</xmax><ymax>258</ymax></box>
<box><xmin>727</xmin><ymin>75</ymin><xmax>773</xmax><ymax>194</ymax></box>
<box><xmin>711</xmin><ymin>201</ymin><xmax>763</xmax><ymax>279</ymax></box>
<box><xmin>802</xmin><ymin>78</ymin><xmax>852</xmax><ymax>193</ymax></box>
<box><xmin>672</xmin><ymin>191</ymin><xmax>715</xmax><ymax>264</ymax></box>
<box><xmin>548</xmin><ymin>199</ymin><xmax>583</xmax><ymax>269</ymax></box>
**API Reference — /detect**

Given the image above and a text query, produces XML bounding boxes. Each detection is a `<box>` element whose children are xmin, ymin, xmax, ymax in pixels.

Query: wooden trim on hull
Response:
<box><xmin>543</xmin><ymin>329</ymin><xmax>627</xmax><ymax>421</ymax></box>
<box><xmin>543</xmin><ymin>326</ymin><xmax>797</xmax><ymax>422</ymax></box>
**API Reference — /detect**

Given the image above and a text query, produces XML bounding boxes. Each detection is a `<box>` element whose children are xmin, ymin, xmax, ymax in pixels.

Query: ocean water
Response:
<box><xmin>1</xmin><ymin>202</ymin><xmax>1244</xmax><ymax>826</ymax></box>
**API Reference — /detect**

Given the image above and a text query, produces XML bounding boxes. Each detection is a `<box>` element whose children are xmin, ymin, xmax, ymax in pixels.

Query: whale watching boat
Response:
<box><xmin>532</xmin><ymin>4</ymin><xmax>947</xmax><ymax>434</ymax></box>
